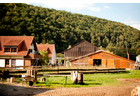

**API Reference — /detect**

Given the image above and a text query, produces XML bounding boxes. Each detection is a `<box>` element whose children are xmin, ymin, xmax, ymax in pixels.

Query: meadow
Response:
<box><xmin>33</xmin><ymin>70</ymin><xmax>140</xmax><ymax>88</ymax></box>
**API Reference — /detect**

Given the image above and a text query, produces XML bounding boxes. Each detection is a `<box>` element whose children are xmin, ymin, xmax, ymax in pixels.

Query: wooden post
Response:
<box><xmin>65</xmin><ymin>76</ymin><xmax>67</xmax><ymax>85</ymax></box>
<box><xmin>71</xmin><ymin>71</ymin><xmax>78</xmax><ymax>84</ymax></box>
<box><xmin>77</xmin><ymin>73</ymin><xmax>83</xmax><ymax>84</ymax></box>
<box><xmin>10</xmin><ymin>77</ymin><xmax>15</xmax><ymax>83</ymax></box>
<box><xmin>40</xmin><ymin>77</ymin><xmax>46</xmax><ymax>82</ymax></box>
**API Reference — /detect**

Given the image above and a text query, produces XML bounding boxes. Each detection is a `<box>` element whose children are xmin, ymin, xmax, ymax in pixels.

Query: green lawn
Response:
<box><xmin>33</xmin><ymin>70</ymin><xmax>140</xmax><ymax>88</ymax></box>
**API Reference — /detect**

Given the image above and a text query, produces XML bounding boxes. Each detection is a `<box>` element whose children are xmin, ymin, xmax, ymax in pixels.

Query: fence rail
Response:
<box><xmin>0</xmin><ymin>68</ymin><xmax>126</xmax><ymax>78</ymax></box>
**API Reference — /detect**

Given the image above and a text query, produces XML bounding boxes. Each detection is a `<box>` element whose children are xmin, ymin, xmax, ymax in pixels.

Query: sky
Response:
<box><xmin>5</xmin><ymin>0</ymin><xmax>140</xmax><ymax>30</ymax></box>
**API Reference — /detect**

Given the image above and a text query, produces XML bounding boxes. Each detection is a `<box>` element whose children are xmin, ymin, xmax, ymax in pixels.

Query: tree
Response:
<box><xmin>39</xmin><ymin>50</ymin><xmax>49</xmax><ymax>65</ymax></box>
<box><xmin>1</xmin><ymin>3</ymin><xmax>140</xmax><ymax>56</ymax></box>
<box><xmin>102</xmin><ymin>36</ymin><xmax>109</xmax><ymax>48</ymax></box>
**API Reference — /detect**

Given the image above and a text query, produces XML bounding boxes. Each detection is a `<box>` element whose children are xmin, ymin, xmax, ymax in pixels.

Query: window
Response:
<box><xmin>11</xmin><ymin>48</ymin><xmax>17</xmax><ymax>53</ymax></box>
<box><xmin>78</xmin><ymin>47</ymin><xmax>81</xmax><ymax>52</ymax></box>
<box><xmin>93</xmin><ymin>59</ymin><xmax>102</xmax><ymax>66</ymax></box>
<box><xmin>11</xmin><ymin>59</ymin><xmax>16</xmax><ymax>67</ymax></box>
<box><xmin>4</xmin><ymin>46</ymin><xmax>17</xmax><ymax>53</ymax></box>
<box><xmin>4</xmin><ymin>48</ymin><xmax>10</xmax><ymax>52</ymax></box>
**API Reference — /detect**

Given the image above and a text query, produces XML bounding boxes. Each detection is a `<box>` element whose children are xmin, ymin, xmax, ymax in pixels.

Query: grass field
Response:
<box><xmin>32</xmin><ymin>70</ymin><xmax>140</xmax><ymax>88</ymax></box>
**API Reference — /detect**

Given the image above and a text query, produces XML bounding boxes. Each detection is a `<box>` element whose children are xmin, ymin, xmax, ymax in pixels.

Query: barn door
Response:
<box><xmin>108</xmin><ymin>59</ymin><xmax>115</xmax><ymax>68</ymax></box>
<box><xmin>115</xmin><ymin>60</ymin><xmax>120</xmax><ymax>68</ymax></box>
<box><xmin>89</xmin><ymin>59</ymin><xmax>93</xmax><ymax>66</ymax></box>
<box><xmin>102</xmin><ymin>59</ymin><xmax>107</xmax><ymax>68</ymax></box>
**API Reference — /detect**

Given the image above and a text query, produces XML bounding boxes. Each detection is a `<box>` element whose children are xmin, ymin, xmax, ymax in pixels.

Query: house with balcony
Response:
<box><xmin>0</xmin><ymin>36</ymin><xmax>42</xmax><ymax>67</ymax></box>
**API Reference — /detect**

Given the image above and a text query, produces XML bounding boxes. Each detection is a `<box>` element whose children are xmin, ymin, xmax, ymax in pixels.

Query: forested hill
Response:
<box><xmin>0</xmin><ymin>3</ymin><xmax>140</xmax><ymax>60</ymax></box>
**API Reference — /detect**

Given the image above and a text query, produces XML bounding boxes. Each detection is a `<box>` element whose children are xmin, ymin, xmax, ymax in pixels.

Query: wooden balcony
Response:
<box><xmin>25</xmin><ymin>54</ymin><xmax>42</xmax><ymax>59</ymax></box>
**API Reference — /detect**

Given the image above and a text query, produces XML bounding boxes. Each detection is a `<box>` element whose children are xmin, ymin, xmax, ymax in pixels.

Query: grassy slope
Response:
<box><xmin>34</xmin><ymin>70</ymin><xmax>140</xmax><ymax>88</ymax></box>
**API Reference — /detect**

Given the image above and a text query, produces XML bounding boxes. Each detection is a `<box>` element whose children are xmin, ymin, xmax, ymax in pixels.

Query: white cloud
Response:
<box><xmin>131</xmin><ymin>24</ymin><xmax>140</xmax><ymax>30</ymax></box>
<box><xmin>39</xmin><ymin>1</ymin><xmax>101</xmax><ymax>12</ymax></box>
<box><xmin>104</xmin><ymin>6</ymin><xmax>110</xmax><ymax>9</ymax></box>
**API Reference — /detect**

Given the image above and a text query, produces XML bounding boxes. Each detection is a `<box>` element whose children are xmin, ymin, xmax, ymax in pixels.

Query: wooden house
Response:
<box><xmin>61</xmin><ymin>40</ymin><xmax>100</xmax><ymax>65</ymax></box>
<box><xmin>70</xmin><ymin>50</ymin><xmax>135</xmax><ymax>69</ymax></box>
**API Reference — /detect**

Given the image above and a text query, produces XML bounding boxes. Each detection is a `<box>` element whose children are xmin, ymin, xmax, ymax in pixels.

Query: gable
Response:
<box><xmin>36</xmin><ymin>44</ymin><xmax>54</xmax><ymax>57</ymax></box>
<box><xmin>62</xmin><ymin>40</ymin><xmax>99</xmax><ymax>54</ymax></box>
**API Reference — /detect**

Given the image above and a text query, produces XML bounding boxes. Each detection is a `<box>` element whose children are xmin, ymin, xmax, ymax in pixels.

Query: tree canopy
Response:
<box><xmin>0</xmin><ymin>3</ymin><xmax>140</xmax><ymax>61</ymax></box>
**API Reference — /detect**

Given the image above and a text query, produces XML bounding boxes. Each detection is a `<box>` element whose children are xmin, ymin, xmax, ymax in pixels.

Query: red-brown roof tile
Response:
<box><xmin>0</xmin><ymin>36</ymin><xmax>34</xmax><ymax>56</ymax></box>
<box><xmin>4</xmin><ymin>40</ymin><xmax>23</xmax><ymax>46</ymax></box>
<box><xmin>37</xmin><ymin>44</ymin><xmax>54</xmax><ymax>57</ymax></box>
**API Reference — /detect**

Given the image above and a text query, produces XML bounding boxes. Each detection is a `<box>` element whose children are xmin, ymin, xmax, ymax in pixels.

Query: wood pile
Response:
<box><xmin>131</xmin><ymin>85</ymin><xmax>140</xmax><ymax>96</ymax></box>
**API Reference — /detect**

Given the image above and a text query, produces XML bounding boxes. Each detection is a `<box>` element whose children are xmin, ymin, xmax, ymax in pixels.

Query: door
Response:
<box><xmin>5</xmin><ymin>59</ymin><xmax>9</xmax><ymax>67</ymax></box>
<box><xmin>102</xmin><ymin>59</ymin><xmax>107</xmax><ymax>68</ymax></box>
<box><xmin>107</xmin><ymin>59</ymin><xmax>115</xmax><ymax>68</ymax></box>
<box><xmin>115</xmin><ymin>60</ymin><xmax>121</xmax><ymax>68</ymax></box>
<box><xmin>89</xmin><ymin>59</ymin><xmax>93</xmax><ymax>66</ymax></box>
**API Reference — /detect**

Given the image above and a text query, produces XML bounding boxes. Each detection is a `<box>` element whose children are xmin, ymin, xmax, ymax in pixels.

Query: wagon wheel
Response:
<box><xmin>29</xmin><ymin>81</ymin><xmax>33</xmax><ymax>86</ymax></box>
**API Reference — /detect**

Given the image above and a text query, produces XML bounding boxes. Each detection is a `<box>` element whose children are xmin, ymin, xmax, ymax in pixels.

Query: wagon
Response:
<box><xmin>22</xmin><ymin>69</ymin><xmax>37</xmax><ymax>86</ymax></box>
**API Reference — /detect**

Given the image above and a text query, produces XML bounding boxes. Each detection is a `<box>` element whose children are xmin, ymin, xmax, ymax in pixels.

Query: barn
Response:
<box><xmin>61</xmin><ymin>40</ymin><xmax>100</xmax><ymax>65</ymax></box>
<box><xmin>70</xmin><ymin>50</ymin><xmax>135</xmax><ymax>70</ymax></box>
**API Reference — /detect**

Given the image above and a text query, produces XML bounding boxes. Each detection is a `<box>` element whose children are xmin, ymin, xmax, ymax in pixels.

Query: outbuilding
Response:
<box><xmin>70</xmin><ymin>50</ymin><xmax>135</xmax><ymax>69</ymax></box>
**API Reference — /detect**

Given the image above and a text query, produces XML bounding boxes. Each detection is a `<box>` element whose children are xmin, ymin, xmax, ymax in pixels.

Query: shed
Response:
<box><xmin>70</xmin><ymin>50</ymin><xmax>135</xmax><ymax>69</ymax></box>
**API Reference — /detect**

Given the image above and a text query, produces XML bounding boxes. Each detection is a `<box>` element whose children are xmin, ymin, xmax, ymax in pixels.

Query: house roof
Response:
<box><xmin>61</xmin><ymin>39</ymin><xmax>100</xmax><ymax>54</ymax></box>
<box><xmin>36</xmin><ymin>44</ymin><xmax>55</xmax><ymax>57</ymax></box>
<box><xmin>4</xmin><ymin>40</ymin><xmax>23</xmax><ymax>46</ymax></box>
<box><xmin>0</xmin><ymin>36</ymin><xmax>35</xmax><ymax>56</ymax></box>
<box><xmin>70</xmin><ymin>50</ymin><xmax>135</xmax><ymax>63</ymax></box>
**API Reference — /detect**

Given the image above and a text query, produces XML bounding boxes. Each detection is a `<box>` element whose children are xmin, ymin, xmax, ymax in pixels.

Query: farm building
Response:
<box><xmin>0</xmin><ymin>36</ymin><xmax>56</xmax><ymax>67</ymax></box>
<box><xmin>70</xmin><ymin>50</ymin><xmax>135</xmax><ymax>70</ymax></box>
<box><xmin>61</xmin><ymin>40</ymin><xmax>100</xmax><ymax>65</ymax></box>
<box><xmin>37</xmin><ymin>44</ymin><xmax>56</xmax><ymax>65</ymax></box>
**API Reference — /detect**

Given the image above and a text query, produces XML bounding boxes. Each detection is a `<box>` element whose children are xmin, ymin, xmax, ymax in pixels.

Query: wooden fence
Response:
<box><xmin>0</xmin><ymin>68</ymin><xmax>126</xmax><ymax>78</ymax></box>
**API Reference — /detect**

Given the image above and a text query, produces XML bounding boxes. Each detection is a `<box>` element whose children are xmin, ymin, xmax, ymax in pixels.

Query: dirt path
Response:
<box><xmin>0</xmin><ymin>78</ymin><xmax>140</xmax><ymax>96</ymax></box>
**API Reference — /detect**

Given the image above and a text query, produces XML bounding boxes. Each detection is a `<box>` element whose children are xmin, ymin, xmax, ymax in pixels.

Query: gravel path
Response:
<box><xmin>0</xmin><ymin>78</ymin><xmax>140</xmax><ymax>96</ymax></box>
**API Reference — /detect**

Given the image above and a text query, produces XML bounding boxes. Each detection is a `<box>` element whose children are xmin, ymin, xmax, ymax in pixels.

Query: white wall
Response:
<box><xmin>16</xmin><ymin>60</ymin><xmax>24</xmax><ymax>66</ymax></box>
<box><xmin>0</xmin><ymin>59</ymin><xmax>5</xmax><ymax>67</ymax></box>
<box><xmin>52</xmin><ymin>46</ymin><xmax>56</xmax><ymax>64</ymax></box>
<box><xmin>29</xmin><ymin>43</ymin><xmax>36</xmax><ymax>54</ymax></box>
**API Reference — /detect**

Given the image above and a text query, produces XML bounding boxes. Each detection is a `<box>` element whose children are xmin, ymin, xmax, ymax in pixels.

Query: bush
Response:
<box><xmin>59</xmin><ymin>58</ymin><xmax>64</xmax><ymax>64</ymax></box>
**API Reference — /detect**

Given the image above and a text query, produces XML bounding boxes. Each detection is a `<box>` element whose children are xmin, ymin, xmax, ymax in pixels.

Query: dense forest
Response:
<box><xmin>0</xmin><ymin>3</ymin><xmax>140</xmax><ymax>60</ymax></box>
